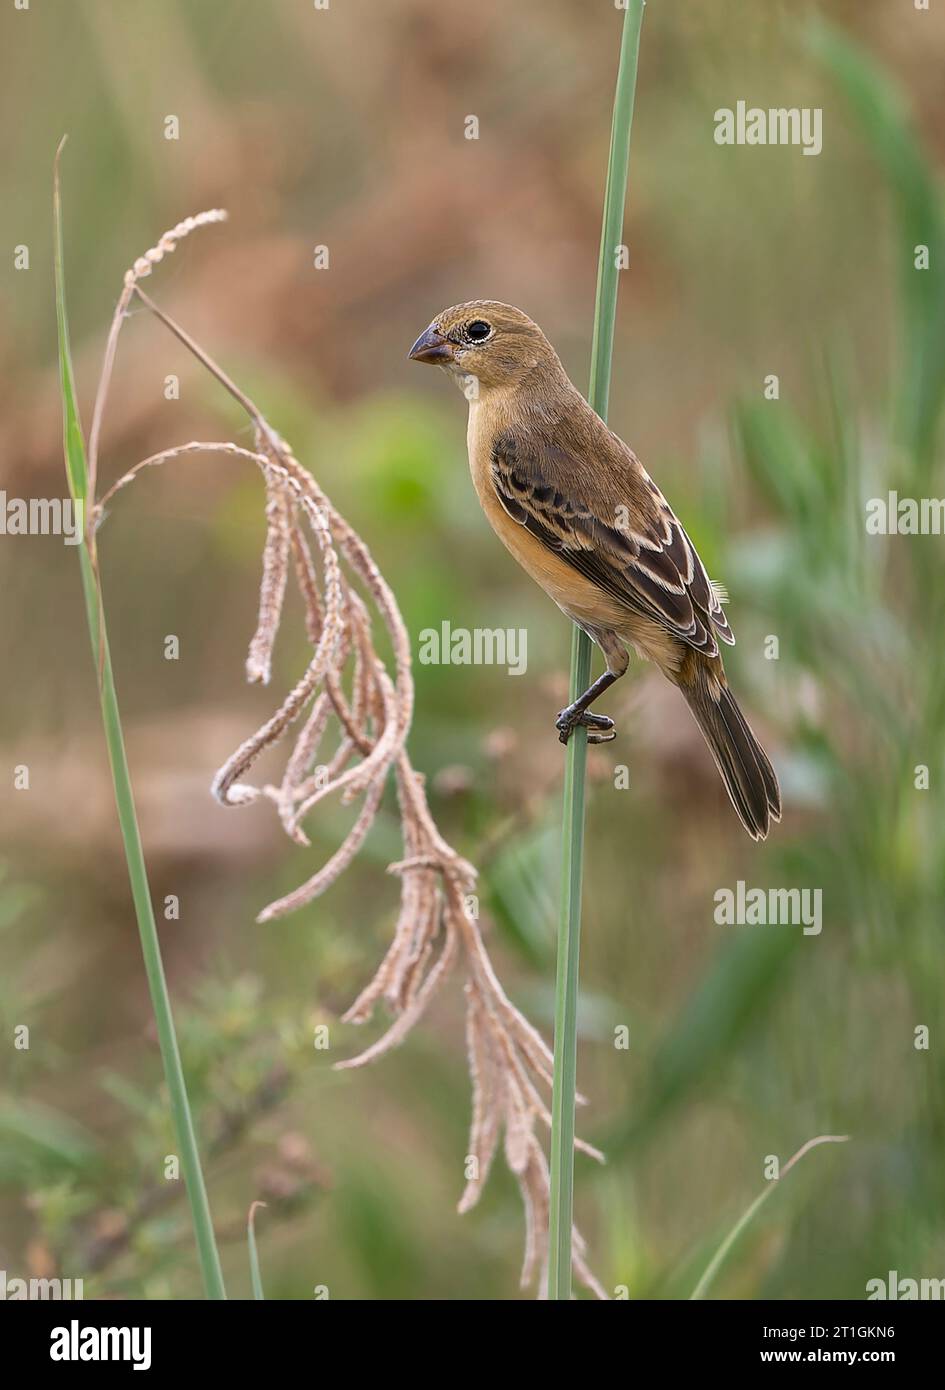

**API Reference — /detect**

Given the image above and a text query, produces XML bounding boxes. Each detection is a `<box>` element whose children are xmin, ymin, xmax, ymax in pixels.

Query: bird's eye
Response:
<box><xmin>465</xmin><ymin>320</ymin><xmax>492</xmax><ymax>342</ymax></box>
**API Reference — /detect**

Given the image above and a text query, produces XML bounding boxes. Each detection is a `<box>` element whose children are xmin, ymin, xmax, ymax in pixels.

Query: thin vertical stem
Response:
<box><xmin>54</xmin><ymin>142</ymin><xmax>227</xmax><ymax>1300</ymax></box>
<box><xmin>547</xmin><ymin>1</ymin><xmax>647</xmax><ymax>1300</ymax></box>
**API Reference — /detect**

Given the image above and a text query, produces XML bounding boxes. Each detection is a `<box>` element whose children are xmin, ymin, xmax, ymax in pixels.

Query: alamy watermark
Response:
<box><xmin>50</xmin><ymin>1320</ymin><xmax>151</xmax><ymax>1371</ymax></box>
<box><xmin>418</xmin><ymin>621</ymin><xmax>527</xmax><ymax>676</ymax></box>
<box><xmin>866</xmin><ymin>492</ymin><xmax>945</xmax><ymax>535</ymax></box>
<box><xmin>714</xmin><ymin>880</ymin><xmax>822</xmax><ymax>935</ymax></box>
<box><xmin>866</xmin><ymin>1270</ymin><xmax>945</xmax><ymax>1300</ymax></box>
<box><xmin>714</xmin><ymin>102</ymin><xmax>822</xmax><ymax>157</ymax></box>
<box><xmin>1</xmin><ymin>1268</ymin><xmax>84</xmax><ymax>1299</ymax></box>
<box><xmin>0</xmin><ymin>492</ymin><xmax>83</xmax><ymax>545</ymax></box>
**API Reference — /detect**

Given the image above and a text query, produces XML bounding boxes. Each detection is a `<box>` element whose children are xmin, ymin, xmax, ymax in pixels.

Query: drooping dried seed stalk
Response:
<box><xmin>246</xmin><ymin>467</ymin><xmax>292</xmax><ymax>686</ymax></box>
<box><xmin>91</xmin><ymin>212</ymin><xmax>606</xmax><ymax>1298</ymax></box>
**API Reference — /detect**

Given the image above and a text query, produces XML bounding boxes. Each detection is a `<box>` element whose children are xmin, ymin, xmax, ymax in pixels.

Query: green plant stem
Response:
<box><xmin>690</xmin><ymin>1135</ymin><xmax>849</xmax><ymax>1300</ymax></box>
<box><xmin>247</xmin><ymin>1202</ymin><xmax>267</xmax><ymax>1300</ymax></box>
<box><xmin>82</xmin><ymin>559</ymin><xmax>226</xmax><ymax>1301</ymax></box>
<box><xmin>54</xmin><ymin>142</ymin><xmax>227</xmax><ymax>1300</ymax></box>
<box><xmin>547</xmin><ymin>1</ymin><xmax>647</xmax><ymax>1300</ymax></box>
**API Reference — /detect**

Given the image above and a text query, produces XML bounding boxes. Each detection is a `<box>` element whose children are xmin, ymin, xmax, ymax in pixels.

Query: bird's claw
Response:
<box><xmin>555</xmin><ymin>709</ymin><xmax>616</xmax><ymax>746</ymax></box>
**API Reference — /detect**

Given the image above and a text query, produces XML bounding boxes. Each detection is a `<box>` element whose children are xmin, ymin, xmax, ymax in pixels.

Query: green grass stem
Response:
<box><xmin>247</xmin><ymin>1202</ymin><xmax>267</xmax><ymax>1300</ymax></box>
<box><xmin>547</xmin><ymin>0</ymin><xmax>647</xmax><ymax>1300</ymax></box>
<box><xmin>690</xmin><ymin>1135</ymin><xmax>849</xmax><ymax>1300</ymax></box>
<box><xmin>54</xmin><ymin>140</ymin><xmax>227</xmax><ymax>1300</ymax></box>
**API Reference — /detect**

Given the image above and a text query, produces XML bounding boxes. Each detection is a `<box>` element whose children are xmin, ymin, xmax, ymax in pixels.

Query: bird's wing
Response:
<box><xmin>490</xmin><ymin>426</ymin><xmax>734</xmax><ymax>656</ymax></box>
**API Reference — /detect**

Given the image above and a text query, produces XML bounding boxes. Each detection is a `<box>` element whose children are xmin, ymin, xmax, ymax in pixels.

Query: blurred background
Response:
<box><xmin>2</xmin><ymin>0</ymin><xmax>945</xmax><ymax>1300</ymax></box>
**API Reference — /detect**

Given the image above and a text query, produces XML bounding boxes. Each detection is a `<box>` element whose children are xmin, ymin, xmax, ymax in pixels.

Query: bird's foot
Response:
<box><xmin>555</xmin><ymin>707</ymin><xmax>616</xmax><ymax>746</ymax></box>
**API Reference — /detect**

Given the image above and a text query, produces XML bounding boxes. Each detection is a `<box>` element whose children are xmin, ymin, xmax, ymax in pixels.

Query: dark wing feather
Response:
<box><xmin>491</xmin><ymin>427</ymin><xmax>734</xmax><ymax>656</ymax></box>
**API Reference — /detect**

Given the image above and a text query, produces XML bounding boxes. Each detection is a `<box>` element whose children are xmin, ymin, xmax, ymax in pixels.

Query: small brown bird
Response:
<box><xmin>408</xmin><ymin>301</ymin><xmax>781</xmax><ymax>840</ymax></box>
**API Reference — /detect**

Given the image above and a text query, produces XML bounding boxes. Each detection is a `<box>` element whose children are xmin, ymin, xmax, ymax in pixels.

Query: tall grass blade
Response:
<box><xmin>690</xmin><ymin>1135</ymin><xmax>849</xmax><ymax>1300</ymax></box>
<box><xmin>247</xmin><ymin>1202</ymin><xmax>267</xmax><ymax>1300</ymax></box>
<box><xmin>53</xmin><ymin>139</ymin><xmax>227</xmax><ymax>1300</ymax></box>
<box><xmin>547</xmin><ymin>0</ymin><xmax>647</xmax><ymax>1300</ymax></box>
<box><xmin>807</xmin><ymin>19</ymin><xmax>945</xmax><ymax>475</ymax></box>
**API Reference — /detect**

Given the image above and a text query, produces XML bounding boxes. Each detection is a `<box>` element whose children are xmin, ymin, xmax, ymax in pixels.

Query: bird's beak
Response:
<box><xmin>408</xmin><ymin>324</ymin><xmax>455</xmax><ymax>365</ymax></box>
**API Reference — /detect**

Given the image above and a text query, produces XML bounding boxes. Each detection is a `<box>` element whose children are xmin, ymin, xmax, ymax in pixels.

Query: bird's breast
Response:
<box><xmin>465</xmin><ymin>400</ymin><xmax>630</xmax><ymax>635</ymax></box>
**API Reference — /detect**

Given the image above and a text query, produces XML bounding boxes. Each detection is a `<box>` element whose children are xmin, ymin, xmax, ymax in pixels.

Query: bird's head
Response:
<box><xmin>408</xmin><ymin>301</ymin><xmax>557</xmax><ymax>392</ymax></box>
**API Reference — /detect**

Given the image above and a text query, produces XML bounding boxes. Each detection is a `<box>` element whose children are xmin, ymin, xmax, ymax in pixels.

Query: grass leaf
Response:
<box><xmin>548</xmin><ymin>0</ymin><xmax>647</xmax><ymax>1299</ymax></box>
<box><xmin>53</xmin><ymin>142</ymin><xmax>227</xmax><ymax>1300</ymax></box>
<box><xmin>690</xmin><ymin>1135</ymin><xmax>850</xmax><ymax>1300</ymax></box>
<box><xmin>247</xmin><ymin>1201</ymin><xmax>267</xmax><ymax>1300</ymax></box>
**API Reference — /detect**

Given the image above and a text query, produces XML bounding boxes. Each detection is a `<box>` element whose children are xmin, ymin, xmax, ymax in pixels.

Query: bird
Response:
<box><xmin>408</xmin><ymin>300</ymin><xmax>781</xmax><ymax>840</ymax></box>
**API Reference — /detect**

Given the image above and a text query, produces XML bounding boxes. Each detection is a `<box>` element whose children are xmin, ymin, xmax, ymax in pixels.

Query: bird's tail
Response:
<box><xmin>682</xmin><ymin>670</ymin><xmax>781</xmax><ymax>840</ymax></box>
